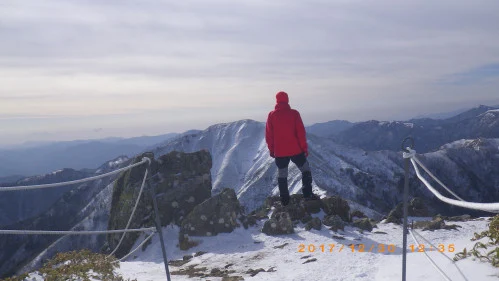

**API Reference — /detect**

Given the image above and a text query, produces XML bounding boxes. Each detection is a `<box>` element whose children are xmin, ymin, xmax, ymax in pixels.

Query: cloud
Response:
<box><xmin>1</xmin><ymin>0</ymin><xmax>499</xmax><ymax>144</ymax></box>
<box><xmin>440</xmin><ymin>63</ymin><xmax>499</xmax><ymax>85</ymax></box>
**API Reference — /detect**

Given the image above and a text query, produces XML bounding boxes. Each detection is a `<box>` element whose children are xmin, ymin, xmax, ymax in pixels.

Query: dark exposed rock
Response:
<box><xmin>353</xmin><ymin>218</ymin><xmax>373</xmax><ymax>232</ymax></box>
<box><xmin>385</xmin><ymin>203</ymin><xmax>403</xmax><ymax>224</ymax></box>
<box><xmin>413</xmin><ymin>217</ymin><xmax>462</xmax><ymax>231</ymax></box>
<box><xmin>301</xmin><ymin>214</ymin><xmax>313</xmax><ymax>224</ymax></box>
<box><xmin>262</xmin><ymin>196</ymin><xmax>280</xmax><ymax>209</ymax></box>
<box><xmin>107</xmin><ymin>151</ymin><xmax>212</xmax><ymax>257</ymax></box>
<box><xmin>154</xmin><ymin>151</ymin><xmax>213</xmax><ymax>226</ymax></box>
<box><xmin>448</xmin><ymin>215</ymin><xmax>472</xmax><ymax>222</ymax></box>
<box><xmin>281</xmin><ymin>195</ymin><xmax>308</xmax><ymax>221</ymax></box>
<box><xmin>222</xmin><ymin>276</ymin><xmax>245</xmax><ymax>281</ymax></box>
<box><xmin>351</xmin><ymin>210</ymin><xmax>367</xmax><ymax>219</ymax></box>
<box><xmin>246</xmin><ymin>268</ymin><xmax>266</xmax><ymax>277</ymax></box>
<box><xmin>180</xmin><ymin>188</ymin><xmax>242</xmax><ymax>237</ymax></box>
<box><xmin>273</xmin><ymin>243</ymin><xmax>289</xmax><ymax>249</ymax></box>
<box><xmin>172</xmin><ymin>264</ymin><xmax>238</xmax><ymax>279</ymax></box>
<box><xmin>259</xmin><ymin>195</ymin><xmax>322</xmax><ymax>221</ymax></box>
<box><xmin>305</xmin><ymin>217</ymin><xmax>322</xmax><ymax>231</ymax></box>
<box><xmin>323</xmin><ymin>215</ymin><xmax>346</xmax><ymax>232</ymax></box>
<box><xmin>248</xmin><ymin>208</ymin><xmax>270</xmax><ymax>221</ymax></box>
<box><xmin>178</xmin><ymin>233</ymin><xmax>200</xmax><ymax>251</ymax></box>
<box><xmin>321</xmin><ymin>196</ymin><xmax>350</xmax><ymax>222</ymax></box>
<box><xmin>303</xmin><ymin>258</ymin><xmax>317</xmax><ymax>264</ymax></box>
<box><xmin>442</xmin><ymin>224</ymin><xmax>461</xmax><ymax>231</ymax></box>
<box><xmin>385</xmin><ymin>197</ymin><xmax>430</xmax><ymax>225</ymax></box>
<box><xmin>262</xmin><ymin>211</ymin><xmax>294</xmax><ymax>235</ymax></box>
<box><xmin>409</xmin><ymin>197</ymin><xmax>429</xmax><ymax>217</ymax></box>
<box><xmin>239</xmin><ymin>215</ymin><xmax>258</xmax><ymax>229</ymax></box>
<box><xmin>169</xmin><ymin>259</ymin><xmax>191</xmax><ymax>267</ymax></box>
<box><xmin>303</xmin><ymin>199</ymin><xmax>322</xmax><ymax>214</ymax></box>
<box><xmin>171</xmin><ymin>265</ymin><xmax>207</xmax><ymax>277</ymax></box>
<box><xmin>434</xmin><ymin>214</ymin><xmax>473</xmax><ymax>222</ymax></box>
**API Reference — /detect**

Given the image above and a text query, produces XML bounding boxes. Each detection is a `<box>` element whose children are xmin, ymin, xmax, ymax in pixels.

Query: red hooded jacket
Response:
<box><xmin>265</xmin><ymin>92</ymin><xmax>308</xmax><ymax>158</ymax></box>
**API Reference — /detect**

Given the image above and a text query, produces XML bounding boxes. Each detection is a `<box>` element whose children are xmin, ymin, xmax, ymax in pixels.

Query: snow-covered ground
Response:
<box><xmin>118</xmin><ymin>218</ymin><xmax>498</xmax><ymax>281</ymax></box>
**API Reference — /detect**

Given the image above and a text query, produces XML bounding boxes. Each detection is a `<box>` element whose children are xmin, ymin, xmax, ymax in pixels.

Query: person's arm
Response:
<box><xmin>295</xmin><ymin>111</ymin><xmax>308</xmax><ymax>156</ymax></box>
<box><xmin>265</xmin><ymin>112</ymin><xmax>275</xmax><ymax>157</ymax></box>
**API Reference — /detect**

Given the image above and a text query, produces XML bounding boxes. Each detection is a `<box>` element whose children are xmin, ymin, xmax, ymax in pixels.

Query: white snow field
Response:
<box><xmin>118</xmin><ymin>217</ymin><xmax>498</xmax><ymax>281</ymax></box>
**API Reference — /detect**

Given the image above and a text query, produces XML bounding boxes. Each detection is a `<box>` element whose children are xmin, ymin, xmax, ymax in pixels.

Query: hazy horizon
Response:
<box><xmin>2</xmin><ymin>0</ymin><xmax>499</xmax><ymax>147</ymax></box>
<box><xmin>1</xmin><ymin>102</ymin><xmax>498</xmax><ymax>149</ymax></box>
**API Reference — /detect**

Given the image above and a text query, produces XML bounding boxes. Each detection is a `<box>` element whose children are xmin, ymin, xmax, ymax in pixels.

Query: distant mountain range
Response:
<box><xmin>2</xmin><ymin>105</ymin><xmax>497</xmax><ymax>179</ymax></box>
<box><xmin>1</xmin><ymin>105</ymin><xmax>499</xmax><ymax>278</ymax></box>
<box><xmin>306</xmin><ymin>120</ymin><xmax>354</xmax><ymax>137</ymax></box>
<box><xmin>330</xmin><ymin>105</ymin><xmax>499</xmax><ymax>153</ymax></box>
<box><xmin>0</xmin><ymin>133</ymin><xmax>178</xmax><ymax>178</ymax></box>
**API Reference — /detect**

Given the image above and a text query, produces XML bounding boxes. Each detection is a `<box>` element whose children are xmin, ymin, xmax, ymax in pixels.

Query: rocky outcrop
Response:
<box><xmin>283</xmin><ymin>195</ymin><xmax>309</xmax><ymax>221</ymax></box>
<box><xmin>433</xmin><ymin>214</ymin><xmax>474</xmax><ymax>222</ymax></box>
<box><xmin>322</xmin><ymin>196</ymin><xmax>351</xmax><ymax>222</ymax></box>
<box><xmin>303</xmin><ymin>200</ymin><xmax>322</xmax><ymax>214</ymax></box>
<box><xmin>262</xmin><ymin>210</ymin><xmax>294</xmax><ymax>235</ymax></box>
<box><xmin>305</xmin><ymin>217</ymin><xmax>322</xmax><ymax>231</ymax></box>
<box><xmin>353</xmin><ymin>218</ymin><xmax>374</xmax><ymax>232</ymax></box>
<box><xmin>408</xmin><ymin>197</ymin><xmax>429</xmax><ymax>217</ymax></box>
<box><xmin>323</xmin><ymin>215</ymin><xmax>345</xmax><ymax>232</ymax></box>
<box><xmin>107</xmin><ymin>150</ymin><xmax>212</xmax><ymax>258</ymax></box>
<box><xmin>413</xmin><ymin>217</ymin><xmax>461</xmax><ymax>231</ymax></box>
<box><xmin>153</xmin><ymin>151</ymin><xmax>212</xmax><ymax>226</ymax></box>
<box><xmin>180</xmin><ymin>188</ymin><xmax>242</xmax><ymax>237</ymax></box>
<box><xmin>385</xmin><ymin>203</ymin><xmax>403</xmax><ymax>224</ymax></box>
<box><xmin>385</xmin><ymin>197</ymin><xmax>430</xmax><ymax>224</ymax></box>
<box><xmin>258</xmin><ymin>194</ymin><xmax>353</xmax><ymax>235</ymax></box>
<box><xmin>351</xmin><ymin>210</ymin><xmax>367</xmax><ymax>219</ymax></box>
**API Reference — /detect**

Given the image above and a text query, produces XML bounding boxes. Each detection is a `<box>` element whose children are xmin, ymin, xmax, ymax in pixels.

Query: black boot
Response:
<box><xmin>278</xmin><ymin>177</ymin><xmax>290</xmax><ymax>206</ymax></box>
<box><xmin>302</xmin><ymin>171</ymin><xmax>316</xmax><ymax>199</ymax></box>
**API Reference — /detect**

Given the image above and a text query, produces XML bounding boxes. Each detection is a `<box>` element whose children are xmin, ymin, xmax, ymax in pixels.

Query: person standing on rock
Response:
<box><xmin>265</xmin><ymin>91</ymin><xmax>320</xmax><ymax>206</ymax></box>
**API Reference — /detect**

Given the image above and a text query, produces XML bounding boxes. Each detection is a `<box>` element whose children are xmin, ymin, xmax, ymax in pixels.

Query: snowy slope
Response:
<box><xmin>152</xmin><ymin>119</ymin><xmax>403</xmax><ymax>213</ymax></box>
<box><xmin>20</xmin><ymin>180</ymin><xmax>116</xmax><ymax>274</ymax></box>
<box><xmin>152</xmin><ymin>119</ymin><xmax>499</xmax><ymax>216</ymax></box>
<box><xmin>4</xmin><ymin>157</ymin><xmax>135</xmax><ymax>276</ymax></box>
<box><xmin>118</xmin><ymin>217</ymin><xmax>498</xmax><ymax>281</ymax></box>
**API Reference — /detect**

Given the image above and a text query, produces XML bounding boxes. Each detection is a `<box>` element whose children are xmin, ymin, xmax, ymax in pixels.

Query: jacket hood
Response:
<box><xmin>276</xmin><ymin>91</ymin><xmax>289</xmax><ymax>104</ymax></box>
<box><xmin>275</xmin><ymin>102</ymin><xmax>291</xmax><ymax>110</ymax></box>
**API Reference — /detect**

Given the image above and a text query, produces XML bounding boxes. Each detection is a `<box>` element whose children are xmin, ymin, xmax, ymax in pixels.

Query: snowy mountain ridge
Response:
<box><xmin>152</xmin><ymin>118</ymin><xmax>499</xmax><ymax>215</ymax></box>
<box><xmin>332</xmin><ymin>105</ymin><xmax>499</xmax><ymax>153</ymax></box>
<box><xmin>2</xmin><ymin>117</ymin><xmax>499</xmax><ymax>279</ymax></box>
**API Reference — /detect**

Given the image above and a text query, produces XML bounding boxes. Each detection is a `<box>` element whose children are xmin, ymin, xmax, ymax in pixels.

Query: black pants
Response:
<box><xmin>275</xmin><ymin>153</ymin><xmax>313</xmax><ymax>198</ymax></box>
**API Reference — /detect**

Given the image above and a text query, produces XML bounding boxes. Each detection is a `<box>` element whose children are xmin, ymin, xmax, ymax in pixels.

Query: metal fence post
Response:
<box><xmin>401</xmin><ymin>137</ymin><xmax>414</xmax><ymax>281</ymax></box>
<box><xmin>147</xmin><ymin>179</ymin><xmax>172</xmax><ymax>281</ymax></box>
<box><xmin>402</xmin><ymin>155</ymin><xmax>409</xmax><ymax>281</ymax></box>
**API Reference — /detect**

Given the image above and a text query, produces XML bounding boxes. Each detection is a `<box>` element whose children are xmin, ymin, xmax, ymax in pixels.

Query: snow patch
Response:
<box><xmin>117</xmin><ymin>218</ymin><xmax>498</xmax><ymax>281</ymax></box>
<box><xmin>403</xmin><ymin>122</ymin><xmax>414</xmax><ymax>128</ymax></box>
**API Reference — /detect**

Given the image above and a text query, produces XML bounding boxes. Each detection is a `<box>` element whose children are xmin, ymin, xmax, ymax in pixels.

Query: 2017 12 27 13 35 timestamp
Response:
<box><xmin>298</xmin><ymin>243</ymin><xmax>456</xmax><ymax>253</ymax></box>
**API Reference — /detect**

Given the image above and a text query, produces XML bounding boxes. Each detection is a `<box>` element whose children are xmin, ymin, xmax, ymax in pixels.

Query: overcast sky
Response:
<box><xmin>1</xmin><ymin>0</ymin><xmax>499</xmax><ymax>146</ymax></box>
